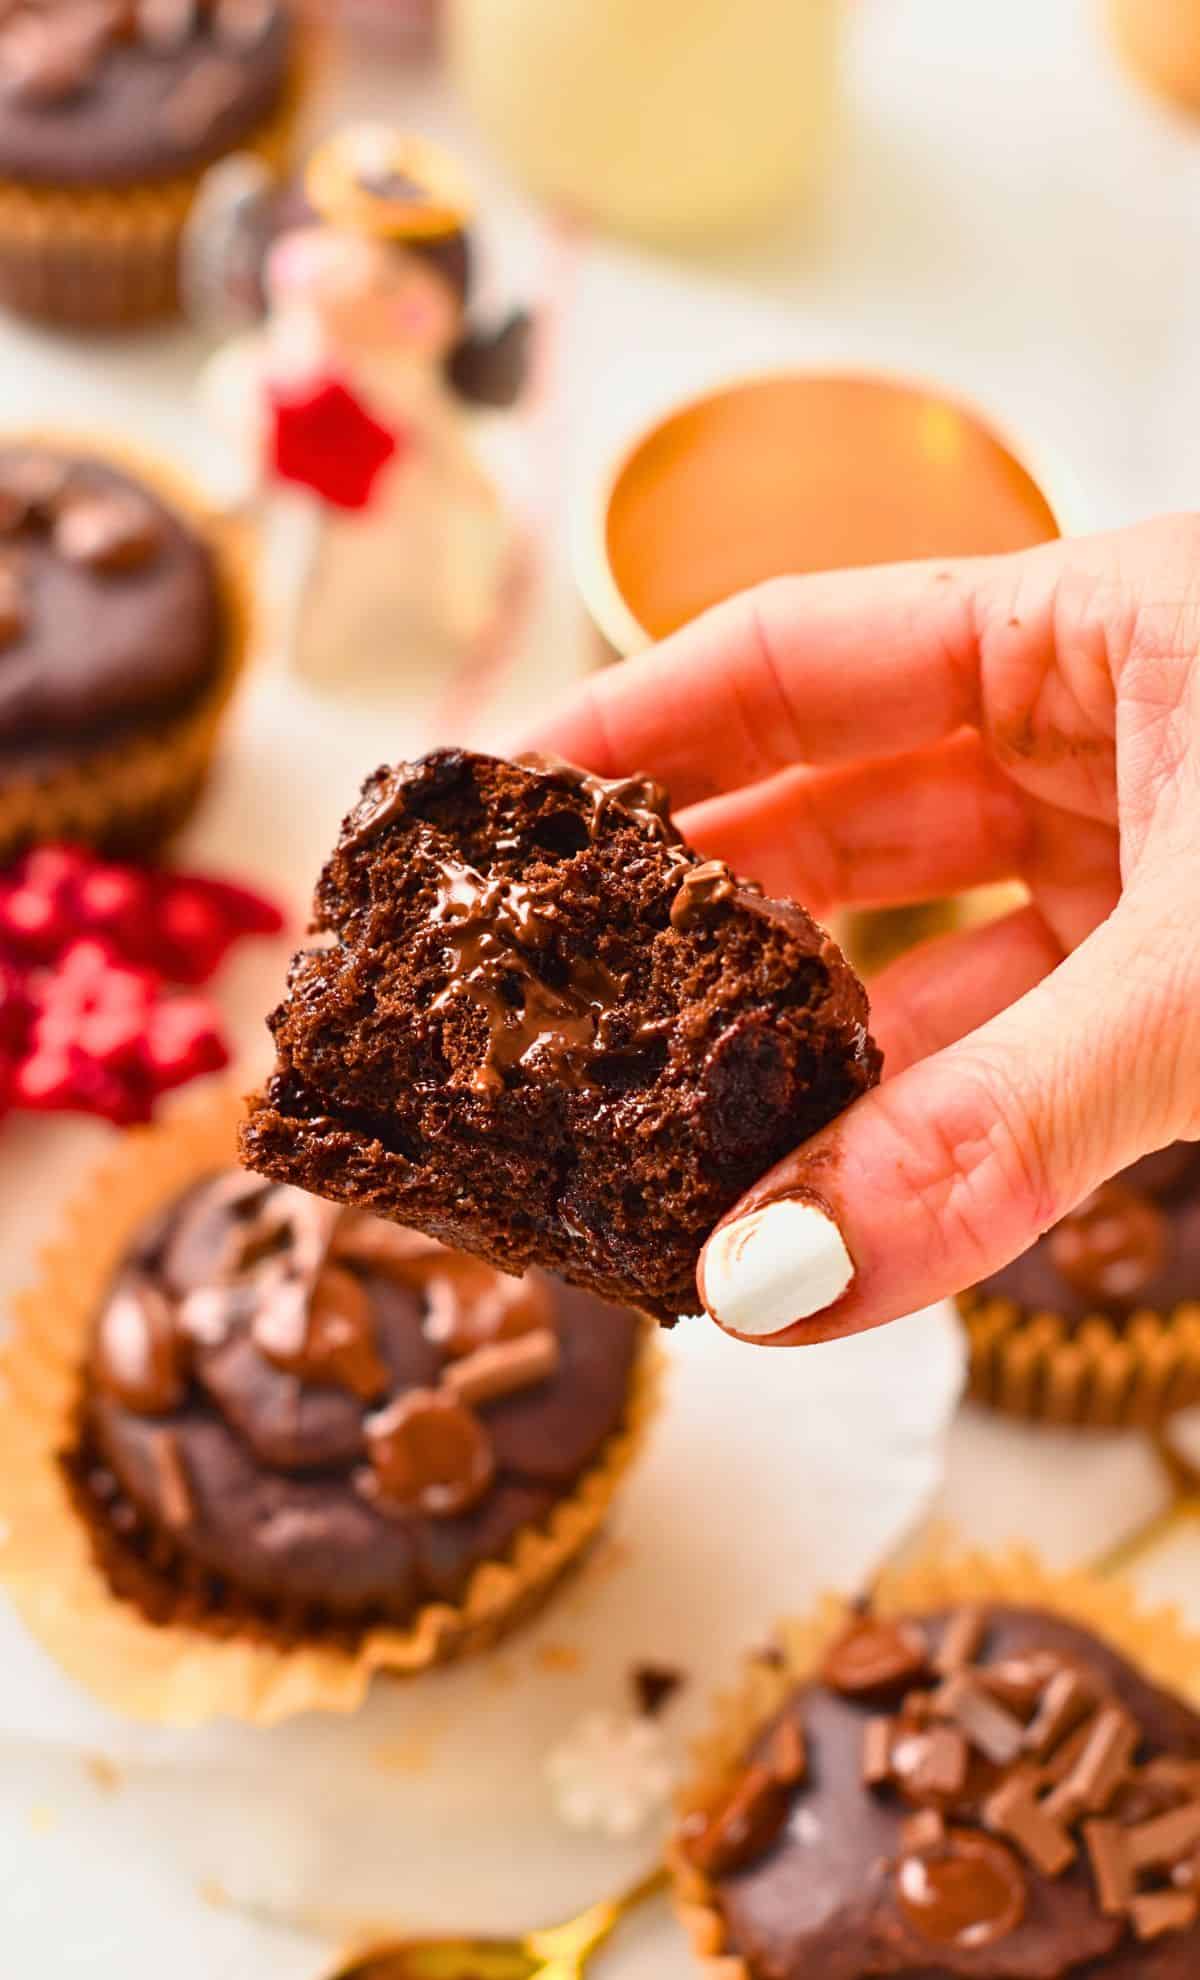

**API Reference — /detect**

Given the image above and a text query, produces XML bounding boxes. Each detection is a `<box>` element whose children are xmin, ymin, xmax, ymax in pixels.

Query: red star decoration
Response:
<box><xmin>266</xmin><ymin>374</ymin><xmax>403</xmax><ymax>512</ymax></box>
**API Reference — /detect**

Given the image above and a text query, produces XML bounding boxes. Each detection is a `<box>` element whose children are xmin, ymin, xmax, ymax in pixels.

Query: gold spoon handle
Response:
<box><xmin>526</xmin><ymin>1866</ymin><xmax>670</xmax><ymax>1969</ymax></box>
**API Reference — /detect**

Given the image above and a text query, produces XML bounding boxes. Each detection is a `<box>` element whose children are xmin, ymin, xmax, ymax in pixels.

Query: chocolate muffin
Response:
<box><xmin>66</xmin><ymin>1167</ymin><xmax>646</xmax><ymax>1640</ymax></box>
<box><xmin>0</xmin><ymin>441</ymin><xmax>246</xmax><ymax>858</ymax></box>
<box><xmin>673</xmin><ymin>1603</ymin><xmax>1200</xmax><ymax>1978</ymax></box>
<box><xmin>240</xmin><ymin>748</ymin><xmax>880</xmax><ymax>1325</ymax></box>
<box><xmin>961</xmin><ymin>1146</ymin><xmax>1200</xmax><ymax>1427</ymax></box>
<box><xmin>0</xmin><ymin>0</ymin><xmax>304</xmax><ymax>328</ymax></box>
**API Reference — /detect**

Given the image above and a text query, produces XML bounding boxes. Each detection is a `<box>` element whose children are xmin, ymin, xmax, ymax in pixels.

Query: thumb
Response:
<box><xmin>697</xmin><ymin>898</ymin><xmax>1196</xmax><ymax>1344</ymax></box>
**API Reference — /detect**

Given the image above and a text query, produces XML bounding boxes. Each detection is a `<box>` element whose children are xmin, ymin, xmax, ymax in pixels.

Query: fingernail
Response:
<box><xmin>700</xmin><ymin>1197</ymin><xmax>855</xmax><ymax>1338</ymax></box>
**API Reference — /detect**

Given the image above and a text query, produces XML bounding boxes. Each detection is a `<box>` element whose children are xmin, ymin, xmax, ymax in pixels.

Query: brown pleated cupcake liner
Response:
<box><xmin>0</xmin><ymin>1089</ymin><xmax>662</xmax><ymax>1725</ymax></box>
<box><xmin>668</xmin><ymin>1547</ymin><xmax>1200</xmax><ymax>1980</ymax></box>
<box><xmin>0</xmin><ymin>27</ymin><xmax>311</xmax><ymax>330</ymax></box>
<box><xmin>958</xmin><ymin>1287</ymin><xmax>1200</xmax><ymax>1430</ymax></box>
<box><xmin>0</xmin><ymin>428</ymin><xmax>255</xmax><ymax>861</ymax></box>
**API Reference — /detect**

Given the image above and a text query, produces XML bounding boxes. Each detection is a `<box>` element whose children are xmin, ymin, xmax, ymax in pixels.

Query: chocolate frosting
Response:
<box><xmin>976</xmin><ymin>1146</ymin><xmax>1200</xmax><ymax>1326</ymax></box>
<box><xmin>0</xmin><ymin>449</ymin><xmax>222</xmax><ymax>777</ymax></box>
<box><xmin>78</xmin><ymin>1169</ymin><xmax>641</xmax><ymax>1627</ymax></box>
<box><xmin>0</xmin><ymin>1</ymin><xmax>293</xmax><ymax>188</ymax></box>
<box><xmin>696</xmin><ymin>1607</ymin><xmax>1200</xmax><ymax>1979</ymax></box>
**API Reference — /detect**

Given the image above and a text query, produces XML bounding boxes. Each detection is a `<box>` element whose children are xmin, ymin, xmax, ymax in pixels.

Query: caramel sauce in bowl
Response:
<box><xmin>576</xmin><ymin>369</ymin><xmax>1071</xmax><ymax>659</ymax></box>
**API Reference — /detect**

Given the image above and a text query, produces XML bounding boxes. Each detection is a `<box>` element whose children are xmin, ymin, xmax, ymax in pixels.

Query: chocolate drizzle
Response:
<box><xmin>428</xmin><ymin>857</ymin><xmax>624</xmax><ymax>1094</ymax></box>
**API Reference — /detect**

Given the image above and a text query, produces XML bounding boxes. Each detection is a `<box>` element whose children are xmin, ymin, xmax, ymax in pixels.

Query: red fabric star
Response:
<box><xmin>266</xmin><ymin>373</ymin><xmax>403</xmax><ymax>512</ymax></box>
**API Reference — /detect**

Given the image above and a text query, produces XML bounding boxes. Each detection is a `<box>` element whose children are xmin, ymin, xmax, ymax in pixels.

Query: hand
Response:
<box><xmin>524</xmin><ymin>517</ymin><xmax>1200</xmax><ymax>1343</ymax></box>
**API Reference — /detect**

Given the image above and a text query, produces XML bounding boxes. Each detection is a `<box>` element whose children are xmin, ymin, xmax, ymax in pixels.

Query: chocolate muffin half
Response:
<box><xmin>961</xmin><ymin>1145</ymin><xmax>1200</xmax><ymax>1427</ymax></box>
<box><xmin>673</xmin><ymin>1601</ymin><xmax>1200</xmax><ymax>1978</ymax></box>
<box><xmin>67</xmin><ymin>1168</ymin><xmax>647</xmax><ymax>1644</ymax></box>
<box><xmin>241</xmin><ymin>749</ymin><xmax>880</xmax><ymax>1325</ymax></box>
<box><xmin>0</xmin><ymin>439</ymin><xmax>249</xmax><ymax>857</ymax></box>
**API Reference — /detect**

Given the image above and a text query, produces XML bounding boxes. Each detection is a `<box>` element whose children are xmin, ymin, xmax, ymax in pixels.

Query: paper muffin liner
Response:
<box><xmin>0</xmin><ymin>428</ymin><xmax>255</xmax><ymax>862</ymax></box>
<box><xmin>0</xmin><ymin>1089</ymin><xmax>662</xmax><ymax>1726</ymax></box>
<box><xmin>0</xmin><ymin>24</ymin><xmax>311</xmax><ymax>330</ymax></box>
<box><xmin>958</xmin><ymin>1286</ymin><xmax>1200</xmax><ymax>1430</ymax></box>
<box><xmin>668</xmin><ymin>1546</ymin><xmax>1200</xmax><ymax>1980</ymax></box>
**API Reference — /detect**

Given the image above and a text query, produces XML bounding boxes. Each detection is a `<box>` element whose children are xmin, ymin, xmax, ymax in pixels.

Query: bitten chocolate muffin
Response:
<box><xmin>675</xmin><ymin>1603</ymin><xmax>1200</xmax><ymax>1978</ymax></box>
<box><xmin>0</xmin><ymin>442</ymin><xmax>244</xmax><ymax>857</ymax></box>
<box><xmin>241</xmin><ymin>748</ymin><xmax>880</xmax><ymax>1325</ymax></box>
<box><xmin>961</xmin><ymin>1146</ymin><xmax>1200</xmax><ymax>1427</ymax></box>
<box><xmin>0</xmin><ymin>1</ymin><xmax>303</xmax><ymax>327</ymax></box>
<box><xmin>66</xmin><ymin>1168</ymin><xmax>644</xmax><ymax>1638</ymax></box>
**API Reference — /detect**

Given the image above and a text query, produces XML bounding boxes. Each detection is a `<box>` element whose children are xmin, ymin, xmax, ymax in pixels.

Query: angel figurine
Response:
<box><xmin>188</xmin><ymin>126</ymin><xmax>532</xmax><ymax>688</ymax></box>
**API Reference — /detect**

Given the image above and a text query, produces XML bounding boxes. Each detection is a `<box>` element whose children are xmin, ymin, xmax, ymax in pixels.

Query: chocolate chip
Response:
<box><xmin>55</xmin><ymin>491</ymin><xmax>162</xmax><ymax>573</ymax></box>
<box><xmin>821</xmin><ymin>1616</ymin><xmax>930</xmax><ymax>1703</ymax></box>
<box><xmin>679</xmin><ymin>1766</ymin><xmax>790</xmax><ymax>1878</ymax></box>
<box><xmin>362</xmin><ymin>1388</ymin><xmax>495</xmax><ymax>1518</ymax></box>
<box><xmin>0</xmin><ymin>451</ymin><xmax>69</xmax><ymax>531</ymax></box>
<box><xmin>1049</xmin><ymin>1181</ymin><xmax>1167</xmax><ymax>1308</ymax></box>
<box><xmin>0</xmin><ymin>10</ymin><xmax>108</xmax><ymax>103</ymax></box>
<box><xmin>632</xmin><ymin>1663</ymin><xmax>685</xmax><ymax>1719</ymax></box>
<box><xmin>1084</xmin><ymin>1820</ymin><xmax>1135</xmax><ymax>1916</ymax></box>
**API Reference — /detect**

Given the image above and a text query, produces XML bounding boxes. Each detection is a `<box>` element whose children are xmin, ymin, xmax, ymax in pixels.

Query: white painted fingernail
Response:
<box><xmin>701</xmin><ymin>1198</ymin><xmax>854</xmax><ymax>1337</ymax></box>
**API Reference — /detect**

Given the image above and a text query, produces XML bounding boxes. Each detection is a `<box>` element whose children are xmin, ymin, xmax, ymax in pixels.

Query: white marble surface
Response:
<box><xmin>2</xmin><ymin>1</ymin><xmax>1200</xmax><ymax>1974</ymax></box>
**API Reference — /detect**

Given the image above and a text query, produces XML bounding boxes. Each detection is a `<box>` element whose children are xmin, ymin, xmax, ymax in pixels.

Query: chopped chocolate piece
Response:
<box><xmin>1025</xmin><ymin>1667</ymin><xmax>1097</xmax><ymax>1758</ymax></box>
<box><xmin>361</xmin><ymin>1388</ymin><xmax>494</xmax><ymax>1518</ymax></box>
<box><xmin>159</xmin><ymin>53</ymin><xmax>245</xmax><ymax>145</ymax></box>
<box><xmin>1043</xmin><ymin>1705</ymin><xmax>1139</xmax><ymax>1821</ymax></box>
<box><xmin>669</xmin><ymin>859</ymin><xmax>736</xmax><ymax>933</ymax></box>
<box><xmin>863</xmin><ymin>1717</ymin><xmax>896</xmax><ymax>1788</ymax></box>
<box><xmin>820</xmin><ymin>1617</ymin><xmax>929</xmax><ymax>1702</ymax></box>
<box><xmin>984</xmin><ymin>1767</ymin><xmax>1076</xmax><ymax>1877</ymax></box>
<box><xmin>0</xmin><ymin>557</ymin><xmax>25</xmax><ymax>646</ymax></box>
<box><xmin>442</xmin><ymin>1327</ymin><xmax>561</xmax><ymax>1406</ymax></box>
<box><xmin>213</xmin><ymin>0</ymin><xmax>274</xmax><ymax>48</ymax></box>
<box><xmin>681</xmin><ymin>1767</ymin><xmax>791</xmax><ymax>1878</ymax></box>
<box><xmin>934</xmin><ymin>1672</ymin><xmax>1027</xmax><ymax>1767</ymax></box>
<box><xmin>980</xmin><ymin>1653</ymin><xmax>1060</xmax><ymax>1713</ymax></box>
<box><xmin>892</xmin><ymin>1723</ymin><xmax>970</xmax><ymax>1802</ymax></box>
<box><xmin>934</xmin><ymin>1605</ymin><xmax>987</xmax><ymax>1677</ymax></box>
<box><xmin>767</xmin><ymin>1716</ymin><xmax>807</xmax><ymax>1787</ymax></box>
<box><xmin>894</xmin><ymin>1825</ymin><xmax>1027</xmax><ymax>1951</ymax></box>
<box><xmin>632</xmin><ymin>1663</ymin><xmax>684</xmax><ymax>1719</ymax></box>
<box><xmin>55</xmin><ymin>491</ymin><xmax>162</xmax><ymax>573</ymax></box>
<box><xmin>1131</xmin><ymin>1890</ymin><xmax>1200</xmax><ymax>1941</ymax></box>
<box><xmin>149</xmin><ymin>1427</ymin><xmax>192</xmax><ymax>1530</ymax></box>
<box><xmin>240</xmin><ymin>750</ymin><xmax>880</xmax><ymax>1325</ymax></box>
<box><xmin>1085</xmin><ymin>1819</ymin><xmax>1136</xmax><ymax>1916</ymax></box>
<box><xmin>1127</xmin><ymin>1800</ymin><xmax>1200</xmax><ymax>1872</ymax></box>
<box><xmin>902</xmin><ymin>1806</ymin><xmax>947</xmax><ymax>1853</ymax></box>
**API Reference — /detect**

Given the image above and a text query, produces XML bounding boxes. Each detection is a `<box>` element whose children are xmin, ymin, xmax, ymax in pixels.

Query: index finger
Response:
<box><xmin>523</xmin><ymin>544</ymin><xmax>1064</xmax><ymax>809</ymax></box>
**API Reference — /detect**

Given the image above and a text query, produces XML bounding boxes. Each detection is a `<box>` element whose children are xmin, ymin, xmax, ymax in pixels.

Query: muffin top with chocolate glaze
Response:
<box><xmin>975</xmin><ymin>1145</ymin><xmax>1200</xmax><ymax>1327</ymax></box>
<box><xmin>680</xmin><ymin>1604</ymin><xmax>1200</xmax><ymax>1979</ymax></box>
<box><xmin>0</xmin><ymin>0</ymin><xmax>293</xmax><ymax>189</ymax></box>
<box><xmin>76</xmin><ymin>1170</ymin><xmax>642</xmax><ymax>1630</ymax></box>
<box><xmin>0</xmin><ymin>446</ymin><xmax>223</xmax><ymax>776</ymax></box>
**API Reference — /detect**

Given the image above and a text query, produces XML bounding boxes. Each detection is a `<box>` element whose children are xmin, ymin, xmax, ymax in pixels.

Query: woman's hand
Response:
<box><xmin>524</xmin><ymin>517</ymin><xmax>1200</xmax><ymax>1343</ymax></box>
